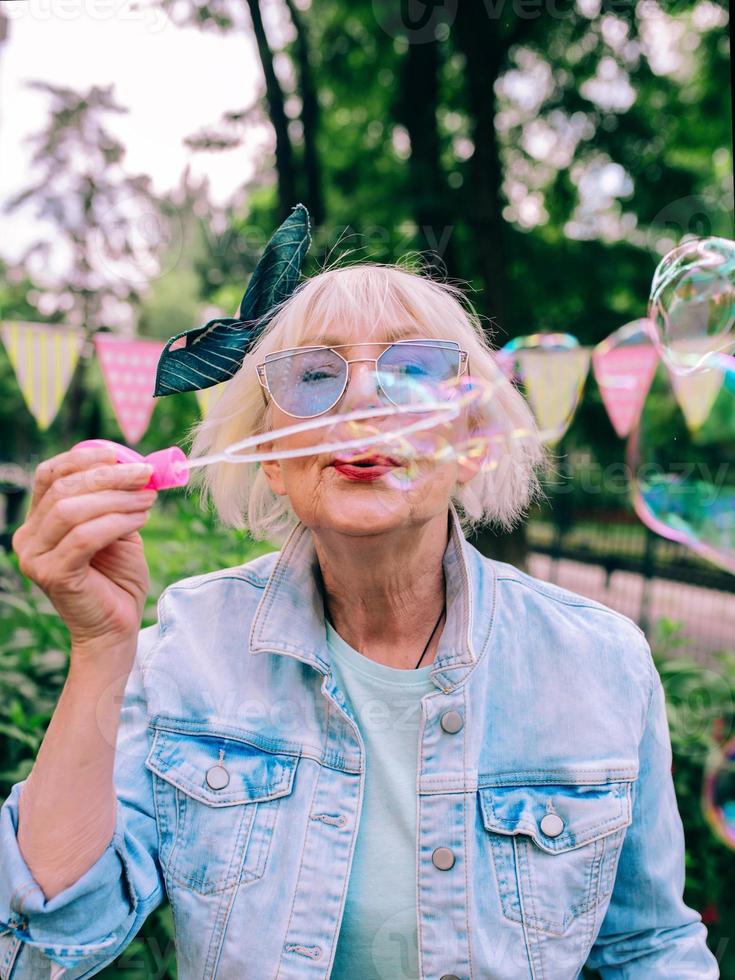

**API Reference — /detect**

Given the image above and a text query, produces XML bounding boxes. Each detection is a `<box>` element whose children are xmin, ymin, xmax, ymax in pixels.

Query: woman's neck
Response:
<box><xmin>313</xmin><ymin>510</ymin><xmax>450</xmax><ymax>669</ymax></box>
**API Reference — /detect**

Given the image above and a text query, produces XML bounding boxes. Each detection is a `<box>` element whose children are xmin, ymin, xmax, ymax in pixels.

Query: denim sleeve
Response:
<box><xmin>0</xmin><ymin>621</ymin><xmax>167</xmax><ymax>979</ymax></box>
<box><xmin>585</xmin><ymin>641</ymin><xmax>720</xmax><ymax>979</ymax></box>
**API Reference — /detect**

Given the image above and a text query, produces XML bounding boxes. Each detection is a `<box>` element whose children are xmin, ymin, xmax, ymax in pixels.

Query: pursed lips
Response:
<box><xmin>329</xmin><ymin>453</ymin><xmax>400</xmax><ymax>468</ymax></box>
<box><xmin>327</xmin><ymin>454</ymin><xmax>403</xmax><ymax>481</ymax></box>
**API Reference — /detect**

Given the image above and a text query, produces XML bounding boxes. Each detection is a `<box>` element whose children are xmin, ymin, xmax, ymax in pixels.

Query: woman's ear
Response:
<box><xmin>259</xmin><ymin>446</ymin><xmax>288</xmax><ymax>496</ymax></box>
<box><xmin>455</xmin><ymin>455</ymin><xmax>479</xmax><ymax>486</ymax></box>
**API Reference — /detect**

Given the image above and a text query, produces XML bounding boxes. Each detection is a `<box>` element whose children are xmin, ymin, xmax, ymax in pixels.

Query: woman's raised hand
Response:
<box><xmin>11</xmin><ymin>445</ymin><xmax>158</xmax><ymax>655</ymax></box>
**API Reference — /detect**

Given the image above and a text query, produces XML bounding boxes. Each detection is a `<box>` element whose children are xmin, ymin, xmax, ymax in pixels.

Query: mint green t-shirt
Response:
<box><xmin>325</xmin><ymin>619</ymin><xmax>436</xmax><ymax>980</ymax></box>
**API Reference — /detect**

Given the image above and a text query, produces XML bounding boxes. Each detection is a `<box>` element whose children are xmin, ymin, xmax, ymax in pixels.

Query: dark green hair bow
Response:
<box><xmin>153</xmin><ymin>203</ymin><xmax>312</xmax><ymax>396</ymax></box>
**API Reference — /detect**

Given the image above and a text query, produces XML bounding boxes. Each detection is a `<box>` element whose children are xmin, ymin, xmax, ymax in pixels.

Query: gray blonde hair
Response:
<box><xmin>185</xmin><ymin>261</ymin><xmax>549</xmax><ymax>544</ymax></box>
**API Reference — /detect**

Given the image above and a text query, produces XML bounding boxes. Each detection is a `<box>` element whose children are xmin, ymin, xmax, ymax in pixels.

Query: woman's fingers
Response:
<box><xmin>51</xmin><ymin>460</ymin><xmax>153</xmax><ymax>502</ymax></box>
<box><xmin>42</xmin><ymin>510</ymin><xmax>153</xmax><ymax>581</ymax></box>
<box><xmin>27</xmin><ymin>446</ymin><xmax>120</xmax><ymax>514</ymax></box>
<box><xmin>27</xmin><ymin>487</ymin><xmax>158</xmax><ymax>557</ymax></box>
<box><xmin>13</xmin><ymin>451</ymin><xmax>157</xmax><ymax>589</ymax></box>
<box><xmin>12</xmin><ymin>447</ymin><xmax>157</xmax><ymax>647</ymax></box>
<box><xmin>26</xmin><ymin>460</ymin><xmax>153</xmax><ymax>532</ymax></box>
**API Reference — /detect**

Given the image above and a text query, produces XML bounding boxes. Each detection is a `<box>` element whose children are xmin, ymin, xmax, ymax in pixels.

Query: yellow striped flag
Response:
<box><xmin>516</xmin><ymin>347</ymin><xmax>591</xmax><ymax>445</ymax></box>
<box><xmin>0</xmin><ymin>321</ymin><xmax>84</xmax><ymax>430</ymax></box>
<box><xmin>665</xmin><ymin>337</ymin><xmax>726</xmax><ymax>432</ymax></box>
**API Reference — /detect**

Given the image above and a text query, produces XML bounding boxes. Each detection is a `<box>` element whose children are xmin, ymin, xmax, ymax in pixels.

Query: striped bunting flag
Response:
<box><xmin>0</xmin><ymin>321</ymin><xmax>84</xmax><ymax>430</ymax></box>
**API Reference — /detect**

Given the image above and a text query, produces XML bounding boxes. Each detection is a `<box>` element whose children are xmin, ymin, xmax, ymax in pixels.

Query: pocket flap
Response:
<box><xmin>479</xmin><ymin>781</ymin><xmax>632</xmax><ymax>854</ymax></box>
<box><xmin>145</xmin><ymin>726</ymin><xmax>298</xmax><ymax>806</ymax></box>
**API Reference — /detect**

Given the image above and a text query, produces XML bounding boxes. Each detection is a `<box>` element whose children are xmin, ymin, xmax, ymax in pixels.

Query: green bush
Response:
<box><xmin>1</xmin><ymin>502</ymin><xmax>733</xmax><ymax>977</ymax></box>
<box><xmin>651</xmin><ymin>618</ymin><xmax>735</xmax><ymax>978</ymax></box>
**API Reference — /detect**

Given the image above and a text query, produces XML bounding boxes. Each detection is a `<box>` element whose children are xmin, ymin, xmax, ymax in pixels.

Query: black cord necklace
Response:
<box><xmin>414</xmin><ymin>602</ymin><xmax>446</xmax><ymax>670</ymax></box>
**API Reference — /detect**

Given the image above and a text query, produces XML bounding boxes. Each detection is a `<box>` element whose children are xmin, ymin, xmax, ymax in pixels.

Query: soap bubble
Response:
<box><xmin>627</xmin><ymin>352</ymin><xmax>735</xmax><ymax>575</ymax></box>
<box><xmin>648</xmin><ymin>237</ymin><xmax>735</xmax><ymax>376</ymax></box>
<box><xmin>703</xmin><ymin>735</ymin><xmax>735</xmax><ymax>851</ymax></box>
<box><xmin>188</xmin><ymin>373</ymin><xmax>509</xmax><ymax>488</ymax></box>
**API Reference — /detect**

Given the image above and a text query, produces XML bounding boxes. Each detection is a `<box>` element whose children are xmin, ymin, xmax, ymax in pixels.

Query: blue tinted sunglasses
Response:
<box><xmin>256</xmin><ymin>340</ymin><xmax>469</xmax><ymax>419</ymax></box>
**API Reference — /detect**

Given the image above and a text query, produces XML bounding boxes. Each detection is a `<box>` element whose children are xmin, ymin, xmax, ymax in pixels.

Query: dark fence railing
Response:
<box><xmin>0</xmin><ymin>464</ymin><xmax>31</xmax><ymax>552</ymax></box>
<box><xmin>526</xmin><ymin>506</ymin><xmax>735</xmax><ymax>660</ymax></box>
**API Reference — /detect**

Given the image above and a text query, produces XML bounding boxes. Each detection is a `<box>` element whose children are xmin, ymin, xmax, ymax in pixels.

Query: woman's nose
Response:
<box><xmin>338</xmin><ymin>360</ymin><xmax>386</xmax><ymax>411</ymax></box>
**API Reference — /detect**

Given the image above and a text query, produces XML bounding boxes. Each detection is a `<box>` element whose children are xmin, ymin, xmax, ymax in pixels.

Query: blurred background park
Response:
<box><xmin>0</xmin><ymin>0</ymin><xmax>734</xmax><ymax>976</ymax></box>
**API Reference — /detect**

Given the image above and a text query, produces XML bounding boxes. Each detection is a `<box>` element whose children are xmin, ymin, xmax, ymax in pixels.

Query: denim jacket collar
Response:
<box><xmin>249</xmin><ymin>502</ymin><xmax>495</xmax><ymax>693</ymax></box>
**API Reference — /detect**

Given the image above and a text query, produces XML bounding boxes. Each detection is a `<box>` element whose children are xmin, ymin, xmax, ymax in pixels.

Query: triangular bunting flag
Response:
<box><xmin>0</xmin><ymin>321</ymin><xmax>84</xmax><ymax>430</ymax></box>
<box><xmin>515</xmin><ymin>347</ymin><xmax>591</xmax><ymax>444</ymax></box>
<box><xmin>94</xmin><ymin>334</ymin><xmax>165</xmax><ymax>444</ymax></box>
<box><xmin>667</xmin><ymin>362</ymin><xmax>724</xmax><ymax>432</ymax></box>
<box><xmin>592</xmin><ymin>321</ymin><xmax>659</xmax><ymax>438</ymax></box>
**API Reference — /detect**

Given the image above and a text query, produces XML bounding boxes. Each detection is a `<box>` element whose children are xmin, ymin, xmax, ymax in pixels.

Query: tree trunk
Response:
<box><xmin>451</xmin><ymin>7</ymin><xmax>507</xmax><ymax>331</ymax></box>
<box><xmin>246</xmin><ymin>0</ymin><xmax>297</xmax><ymax>222</ymax></box>
<box><xmin>396</xmin><ymin>39</ymin><xmax>459</xmax><ymax>278</ymax></box>
<box><xmin>283</xmin><ymin>0</ymin><xmax>324</xmax><ymax>228</ymax></box>
<box><xmin>452</xmin><ymin>9</ymin><xmax>530</xmax><ymax>569</ymax></box>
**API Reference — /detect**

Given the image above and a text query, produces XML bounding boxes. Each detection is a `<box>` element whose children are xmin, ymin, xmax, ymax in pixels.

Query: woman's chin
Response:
<box><xmin>320</xmin><ymin>488</ymin><xmax>412</xmax><ymax>535</ymax></box>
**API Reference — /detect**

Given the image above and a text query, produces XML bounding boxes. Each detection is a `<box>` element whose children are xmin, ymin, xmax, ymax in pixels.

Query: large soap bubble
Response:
<box><xmin>627</xmin><ymin>351</ymin><xmax>735</xmax><ymax>575</ymax></box>
<box><xmin>703</xmin><ymin>735</ymin><xmax>735</xmax><ymax>851</ymax></box>
<box><xmin>649</xmin><ymin>237</ymin><xmax>735</xmax><ymax>375</ymax></box>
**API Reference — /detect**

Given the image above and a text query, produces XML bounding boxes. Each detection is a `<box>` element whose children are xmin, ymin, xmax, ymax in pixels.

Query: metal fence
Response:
<box><xmin>0</xmin><ymin>465</ymin><xmax>31</xmax><ymax>552</ymax></box>
<box><xmin>525</xmin><ymin>507</ymin><xmax>735</xmax><ymax>664</ymax></box>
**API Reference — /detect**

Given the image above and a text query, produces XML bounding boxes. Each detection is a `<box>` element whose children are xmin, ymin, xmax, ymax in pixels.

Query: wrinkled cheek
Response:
<box><xmin>280</xmin><ymin>461</ymin><xmax>321</xmax><ymax>502</ymax></box>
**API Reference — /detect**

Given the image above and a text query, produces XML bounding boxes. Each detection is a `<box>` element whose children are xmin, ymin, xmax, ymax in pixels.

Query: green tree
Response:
<box><xmin>2</xmin><ymin>82</ymin><xmax>166</xmax><ymax>440</ymax></box>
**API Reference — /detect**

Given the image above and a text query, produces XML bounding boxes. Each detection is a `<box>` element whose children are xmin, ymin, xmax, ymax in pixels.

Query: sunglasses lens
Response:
<box><xmin>264</xmin><ymin>348</ymin><xmax>347</xmax><ymax>417</ymax></box>
<box><xmin>378</xmin><ymin>342</ymin><xmax>461</xmax><ymax>404</ymax></box>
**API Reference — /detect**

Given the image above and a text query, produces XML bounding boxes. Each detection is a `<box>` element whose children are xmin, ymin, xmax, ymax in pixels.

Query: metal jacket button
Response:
<box><xmin>440</xmin><ymin>710</ymin><xmax>464</xmax><ymax>734</ymax></box>
<box><xmin>432</xmin><ymin>847</ymin><xmax>456</xmax><ymax>870</ymax></box>
<box><xmin>540</xmin><ymin>813</ymin><xmax>564</xmax><ymax>837</ymax></box>
<box><xmin>206</xmin><ymin>764</ymin><xmax>230</xmax><ymax>790</ymax></box>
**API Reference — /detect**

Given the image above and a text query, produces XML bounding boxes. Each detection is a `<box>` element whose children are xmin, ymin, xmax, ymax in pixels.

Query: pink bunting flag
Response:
<box><xmin>94</xmin><ymin>334</ymin><xmax>165</xmax><ymax>444</ymax></box>
<box><xmin>592</xmin><ymin>341</ymin><xmax>659</xmax><ymax>438</ymax></box>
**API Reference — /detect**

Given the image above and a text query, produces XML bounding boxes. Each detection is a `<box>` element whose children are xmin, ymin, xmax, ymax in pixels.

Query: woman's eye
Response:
<box><xmin>393</xmin><ymin>361</ymin><xmax>429</xmax><ymax>375</ymax></box>
<box><xmin>301</xmin><ymin>369</ymin><xmax>338</xmax><ymax>383</ymax></box>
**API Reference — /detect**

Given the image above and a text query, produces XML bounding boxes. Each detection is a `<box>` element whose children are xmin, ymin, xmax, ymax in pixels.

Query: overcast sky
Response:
<box><xmin>0</xmin><ymin>0</ymin><xmax>266</xmax><ymax>270</ymax></box>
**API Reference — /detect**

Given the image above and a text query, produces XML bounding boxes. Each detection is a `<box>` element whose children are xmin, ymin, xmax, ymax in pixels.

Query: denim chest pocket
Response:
<box><xmin>479</xmin><ymin>780</ymin><xmax>633</xmax><ymax>937</ymax></box>
<box><xmin>145</xmin><ymin>724</ymin><xmax>299</xmax><ymax>896</ymax></box>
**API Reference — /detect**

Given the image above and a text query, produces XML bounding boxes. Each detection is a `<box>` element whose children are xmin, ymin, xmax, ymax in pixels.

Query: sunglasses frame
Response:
<box><xmin>256</xmin><ymin>339</ymin><xmax>469</xmax><ymax>419</ymax></box>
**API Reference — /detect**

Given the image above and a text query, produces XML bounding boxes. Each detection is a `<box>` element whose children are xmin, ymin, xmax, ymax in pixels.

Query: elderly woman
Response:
<box><xmin>0</xmin><ymin>258</ymin><xmax>718</xmax><ymax>980</ymax></box>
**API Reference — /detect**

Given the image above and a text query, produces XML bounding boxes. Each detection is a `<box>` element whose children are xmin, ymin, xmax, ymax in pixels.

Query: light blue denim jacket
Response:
<box><xmin>0</xmin><ymin>505</ymin><xmax>720</xmax><ymax>979</ymax></box>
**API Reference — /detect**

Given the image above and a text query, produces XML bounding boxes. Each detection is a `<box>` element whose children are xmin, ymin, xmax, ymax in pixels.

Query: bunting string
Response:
<box><xmin>0</xmin><ymin>319</ymin><xmax>728</xmax><ymax>444</ymax></box>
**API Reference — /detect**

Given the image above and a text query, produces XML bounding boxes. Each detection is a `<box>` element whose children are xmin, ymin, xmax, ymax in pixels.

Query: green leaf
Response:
<box><xmin>153</xmin><ymin>204</ymin><xmax>311</xmax><ymax>397</ymax></box>
<box><xmin>236</xmin><ymin>203</ymin><xmax>312</xmax><ymax>322</ymax></box>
